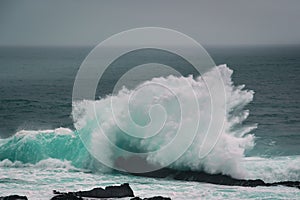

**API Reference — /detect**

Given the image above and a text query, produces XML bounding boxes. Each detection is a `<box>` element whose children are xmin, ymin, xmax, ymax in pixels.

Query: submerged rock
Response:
<box><xmin>0</xmin><ymin>195</ymin><xmax>28</xmax><ymax>200</ymax></box>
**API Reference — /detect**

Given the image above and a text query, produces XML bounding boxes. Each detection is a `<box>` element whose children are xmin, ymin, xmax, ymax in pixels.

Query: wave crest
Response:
<box><xmin>72</xmin><ymin>64</ymin><xmax>256</xmax><ymax>178</ymax></box>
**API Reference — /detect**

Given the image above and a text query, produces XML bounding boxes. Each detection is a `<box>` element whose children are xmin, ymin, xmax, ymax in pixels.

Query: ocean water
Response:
<box><xmin>0</xmin><ymin>45</ymin><xmax>299</xmax><ymax>199</ymax></box>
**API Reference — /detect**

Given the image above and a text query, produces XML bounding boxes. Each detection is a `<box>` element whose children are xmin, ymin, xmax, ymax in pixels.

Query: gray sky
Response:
<box><xmin>1</xmin><ymin>0</ymin><xmax>300</xmax><ymax>46</ymax></box>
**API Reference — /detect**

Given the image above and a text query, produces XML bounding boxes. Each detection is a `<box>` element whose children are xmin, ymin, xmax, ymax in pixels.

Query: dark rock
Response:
<box><xmin>144</xmin><ymin>196</ymin><xmax>171</xmax><ymax>200</ymax></box>
<box><xmin>50</xmin><ymin>193</ymin><xmax>83</xmax><ymax>200</ymax></box>
<box><xmin>52</xmin><ymin>183</ymin><xmax>134</xmax><ymax>199</ymax></box>
<box><xmin>74</xmin><ymin>187</ymin><xmax>106</xmax><ymax>198</ymax></box>
<box><xmin>53</xmin><ymin>190</ymin><xmax>60</xmax><ymax>195</ymax></box>
<box><xmin>268</xmin><ymin>181</ymin><xmax>300</xmax><ymax>189</ymax></box>
<box><xmin>0</xmin><ymin>195</ymin><xmax>28</xmax><ymax>200</ymax></box>
<box><xmin>131</xmin><ymin>167</ymin><xmax>300</xmax><ymax>190</ymax></box>
<box><xmin>75</xmin><ymin>183</ymin><xmax>134</xmax><ymax>198</ymax></box>
<box><xmin>116</xmin><ymin>156</ymin><xmax>300</xmax><ymax>190</ymax></box>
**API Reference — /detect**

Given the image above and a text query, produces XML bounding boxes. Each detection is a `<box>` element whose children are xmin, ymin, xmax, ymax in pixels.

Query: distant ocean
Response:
<box><xmin>0</xmin><ymin>45</ymin><xmax>299</xmax><ymax>199</ymax></box>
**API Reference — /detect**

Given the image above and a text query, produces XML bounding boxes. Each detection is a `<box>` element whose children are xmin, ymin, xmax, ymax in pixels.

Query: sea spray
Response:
<box><xmin>1</xmin><ymin>65</ymin><xmax>299</xmax><ymax>183</ymax></box>
<box><xmin>0</xmin><ymin>64</ymin><xmax>259</xmax><ymax>178</ymax></box>
<box><xmin>0</xmin><ymin>65</ymin><xmax>256</xmax><ymax>178</ymax></box>
<box><xmin>72</xmin><ymin>64</ymin><xmax>256</xmax><ymax>178</ymax></box>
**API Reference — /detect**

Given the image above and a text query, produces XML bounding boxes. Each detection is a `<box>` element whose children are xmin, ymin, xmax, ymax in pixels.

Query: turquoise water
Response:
<box><xmin>0</xmin><ymin>46</ymin><xmax>299</xmax><ymax>199</ymax></box>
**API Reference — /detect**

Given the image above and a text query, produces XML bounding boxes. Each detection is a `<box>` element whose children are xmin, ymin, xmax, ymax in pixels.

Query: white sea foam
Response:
<box><xmin>243</xmin><ymin>156</ymin><xmax>300</xmax><ymax>182</ymax></box>
<box><xmin>0</xmin><ymin>158</ymin><xmax>73</xmax><ymax>169</ymax></box>
<box><xmin>73</xmin><ymin>64</ymin><xmax>256</xmax><ymax>178</ymax></box>
<box><xmin>15</xmin><ymin>127</ymin><xmax>74</xmax><ymax>136</ymax></box>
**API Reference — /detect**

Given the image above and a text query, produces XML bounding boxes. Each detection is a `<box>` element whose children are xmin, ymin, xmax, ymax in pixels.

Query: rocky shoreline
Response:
<box><xmin>132</xmin><ymin>168</ymin><xmax>300</xmax><ymax>189</ymax></box>
<box><xmin>0</xmin><ymin>183</ymin><xmax>170</xmax><ymax>200</ymax></box>
<box><xmin>1</xmin><ymin>169</ymin><xmax>299</xmax><ymax>200</ymax></box>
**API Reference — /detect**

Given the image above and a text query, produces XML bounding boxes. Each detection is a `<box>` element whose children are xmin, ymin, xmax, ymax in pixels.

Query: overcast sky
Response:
<box><xmin>1</xmin><ymin>0</ymin><xmax>300</xmax><ymax>46</ymax></box>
